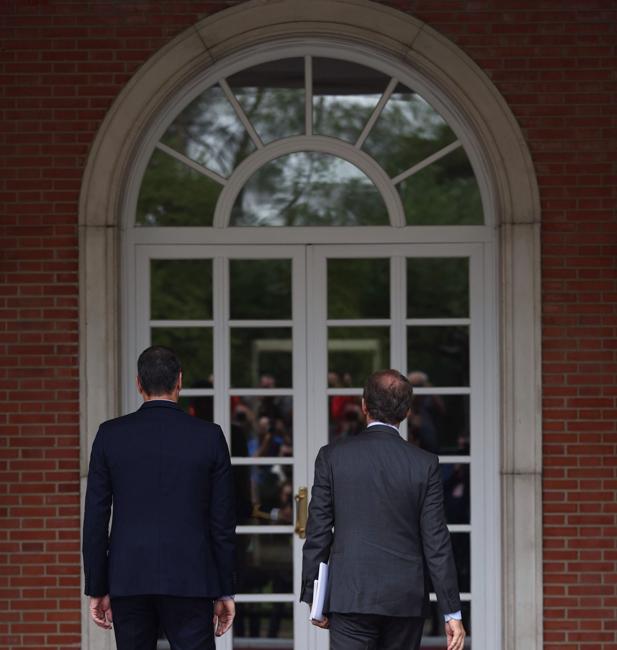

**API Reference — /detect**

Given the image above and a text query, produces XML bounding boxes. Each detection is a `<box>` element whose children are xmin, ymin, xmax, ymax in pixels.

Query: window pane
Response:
<box><xmin>399</xmin><ymin>147</ymin><xmax>483</xmax><ymax>225</ymax></box>
<box><xmin>151</xmin><ymin>327</ymin><xmax>213</xmax><ymax>388</ymax></box>
<box><xmin>227</xmin><ymin>58</ymin><xmax>304</xmax><ymax>144</ymax></box>
<box><xmin>230</xmin><ymin>259</ymin><xmax>292</xmax><ymax>320</ymax></box>
<box><xmin>407</xmin><ymin>258</ymin><xmax>469</xmax><ymax>318</ymax></box>
<box><xmin>235</xmin><ymin>534</ymin><xmax>293</xmax><ymax>594</ymax></box>
<box><xmin>328</xmin><ymin>395</ymin><xmax>364</xmax><ymax>442</ymax></box>
<box><xmin>233</xmin><ymin>602</ymin><xmax>293</xmax><ymax>646</ymax></box>
<box><xmin>231</xmin><ymin>396</ymin><xmax>293</xmax><ymax>458</ymax></box>
<box><xmin>363</xmin><ymin>84</ymin><xmax>457</xmax><ymax>178</ymax></box>
<box><xmin>407</xmin><ymin>326</ymin><xmax>469</xmax><ymax>387</ymax></box>
<box><xmin>328</xmin><ymin>327</ymin><xmax>390</xmax><ymax>388</ymax></box>
<box><xmin>230</xmin><ymin>328</ymin><xmax>292</xmax><ymax>388</ymax></box>
<box><xmin>151</xmin><ymin>259</ymin><xmax>213</xmax><ymax>320</ymax></box>
<box><xmin>451</xmin><ymin>532</ymin><xmax>471</xmax><ymax>593</ymax></box>
<box><xmin>328</xmin><ymin>258</ymin><xmax>389</xmax><ymax>319</ymax></box>
<box><xmin>440</xmin><ymin>463</ymin><xmax>470</xmax><ymax>525</ymax></box>
<box><xmin>234</xmin><ymin>464</ymin><xmax>293</xmax><ymax>525</ymax></box>
<box><xmin>229</xmin><ymin>152</ymin><xmax>389</xmax><ymax>226</ymax></box>
<box><xmin>136</xmin><ymin>149</ymin><xmax>221</xmax><ymax>226</ymax></box>
<box><xmin>407</xmin><ymin>393</ymin><xmax>470</xmax><ymax>456</ymax></box>
<box><xmin>179</xmin><ymin>395</ymin><xmax>213</xmax><ymax>422</ymax></box>
<box><xmin>160</xmin><ymin>84</ymin><xmax>255</xmax><ymax>178</ymax></box>
<box><xmin>313</xmin><ymin>57</ymin><xmax>389</xmax><ymax>144</ymax></box>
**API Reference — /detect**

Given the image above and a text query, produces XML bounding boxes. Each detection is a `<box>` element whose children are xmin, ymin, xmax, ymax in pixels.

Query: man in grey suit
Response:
<box><xmin>301</xmin><ymin>370</ymin><xmax>465</xmax><ymax>650</ymax></box>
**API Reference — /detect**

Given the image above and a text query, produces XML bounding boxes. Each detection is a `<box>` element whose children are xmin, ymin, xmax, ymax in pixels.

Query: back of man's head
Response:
<box><xmin>363</xmin><ymin>369</ymin><xmax>414</xmax><ymax>425</ymax></box>
<box><xmin>137</xmin><ymin>346</ymin><xmax>181</xmax><ymax>397</ymax></box>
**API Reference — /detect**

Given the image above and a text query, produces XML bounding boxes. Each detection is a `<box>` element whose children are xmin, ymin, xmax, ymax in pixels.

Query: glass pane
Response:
<box><xmin>423</xmin><ymin>602</ymin><xmax>471</xmax><ymax>644</ymax></box>
<box><xmin>234</xmin><ymin>464</ymin><xmax>293</xmax><ymax>525</ymax></box>
<box><xmin>399</xmin><ymin>147</ymin><xmax>483</xmax><ymax>225</ymax></box>
<box><xmin>136</xmin><ymin>149</ymin><xmax>221</xmax><ymax>226</ymax></box>
<box><xmin>227</xmin><ymin>58</ymin><xmax>304</xmax><ymax>144</ymax></box>
<box><xmin>407</xmin><ymin>258</ymin><xmax>469</xmax><ymax>318</ymax></box>
<box><xmin>328</xmin><ymin>327</ymin><xmax>390</xmax><ymax>388</ymax></box>
<box><xmin>451</xmin><ymin>532</ymin><xmax>471</xmax><ymax>593</ymax></box>
<box><xmin>328</xmin><ymin>395</ymin><xmax>364</xmax><ymax>442</ymax></box>
<box><xmin>151</xmin><ymin>327</ymin><xmax>213</xmax><ymax>388</ymax></box>
<box><xmin>363</xmin><ymin>84</ymin><xmax>457</xmax><ymax>178</ymax></box>
<box><xmin>313</xmin><ymin>57</ymin><xmax>389</xmax><ymax>144</ymax></box>
<box><xmin>440</xmin><ymin>462</ymin><xmax>470</xmax><ymax>525</ymax></box>
<box><xmin>231</xmin><ymin>396</ymin><xmax>293</xmax><ymax>458</ymax></box>
<box><xmin>229</xmin><ymin>152</ymin><xmax>389</xmax><ymax>226</ymax></box>
<box><xmin>407</xmin><ymin>326</ymin><xmax>469</xmax><ymax>387</ymax></box>
<box><xmin>151</xmin><ymin>259</ymin><xmax>213</xmax><ymax>320</ymax></box>
<box><xmin>230</xmin><ymin>328</ymin><xmax>292</xmax><ymax>388</ymax></box>
<box><xmin>230</xmin><ymin>259</ymin><xmax>292</xmax><ymax>320</ymax></box>
<box><xmin>233</xmin><ymin>602</ymin><xmax>293</xmax><ymax>647</ymax></box>
<box><xmin>179</xmin><ymin>395</ymin><xmax>213</xmax><ymax>422</ymax></box>
<box><xmin>328</xmin><ymin>258</ymin><xmax>389</xmax><ymax>319</ymax></box>
<box><xmin>407</xmin><ymin>393</ymin><xmax>470</xmax><ymax>455</ymax></box>
<box><xmin>160</xmin><ymin>84</ymin><xmax>255</xmax><ymax>178</ymax></box>
<box><xmin>235</xmin><ymin>534</ymin><xmax>293</xmax><ymax>594</ymax></box>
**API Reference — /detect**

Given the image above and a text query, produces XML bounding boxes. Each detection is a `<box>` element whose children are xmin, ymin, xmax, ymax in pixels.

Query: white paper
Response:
<box><xmin>309</xmin><ymin>562</ymin><xmax>329</xmax><ymax>621</ymax></box>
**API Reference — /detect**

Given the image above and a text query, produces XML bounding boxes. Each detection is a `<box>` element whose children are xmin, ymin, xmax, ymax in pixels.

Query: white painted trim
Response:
<box><xmin>155</xmin><ymin>142</ymin><xmax>227</xmax><ymax>185</ymax></box>
<box><xmin>392</xmin><ymin>139</ymin><xmax>462</xmax><ymax>185</ymax></box>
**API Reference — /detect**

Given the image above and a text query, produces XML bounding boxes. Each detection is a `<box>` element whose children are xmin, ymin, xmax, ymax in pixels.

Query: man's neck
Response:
<box><xmin>367</xmin><ymin>418</ymin><xmax>399</xmax><ymax>430</ymax></box>
<box><xmin>143</xmin><ymin>394</ymin><xmax>177</xmax><ymax>403</ymax></box>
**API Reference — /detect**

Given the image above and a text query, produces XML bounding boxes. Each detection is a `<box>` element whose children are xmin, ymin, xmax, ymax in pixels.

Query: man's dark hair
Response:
<box><xmin>363</xmin><ymin>369</ymin><xmax>414</xmax><ymax>425</ymax></box>
<box><xmin>137</xmin><ymin>346</ymin><xmax>181</xmax><ymax>396</ymax></box>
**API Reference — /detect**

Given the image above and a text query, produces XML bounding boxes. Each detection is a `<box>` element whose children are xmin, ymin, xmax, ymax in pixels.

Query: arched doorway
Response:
<box><xmin>80</xmin><ymin>4</ymin><xmax>542</xmax><ymax>650</ymax></box>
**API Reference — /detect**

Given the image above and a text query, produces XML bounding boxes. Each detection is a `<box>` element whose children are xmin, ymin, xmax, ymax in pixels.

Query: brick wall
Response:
<box><xmin>1</xmin><ymin>1</ymin><xmax>615</xmax><ymax>648</ymax></box>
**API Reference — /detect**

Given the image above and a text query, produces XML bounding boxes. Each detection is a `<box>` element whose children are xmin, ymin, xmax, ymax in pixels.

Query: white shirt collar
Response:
<box><xmin>367</xmin><ymin>421</ymin><xmax>399</xmax><ymax>432</ymax></box>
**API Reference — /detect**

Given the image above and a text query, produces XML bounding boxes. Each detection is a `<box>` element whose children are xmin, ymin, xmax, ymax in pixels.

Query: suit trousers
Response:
<box><xmin>329</xmin><ymin>612</ymin><xmax>425</xmax><ymax>650</ymax></box>
<box><xmin>111</xmin><ymin>595</ymin><xmax>214</xmax><ymax>650</ymax></box>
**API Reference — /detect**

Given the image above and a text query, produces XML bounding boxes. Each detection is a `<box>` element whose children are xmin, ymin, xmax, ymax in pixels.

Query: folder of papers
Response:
<box><xmin>309</xmin><ymin>562</ymin><xmax>329</xmax><ymax>621</ymax></box>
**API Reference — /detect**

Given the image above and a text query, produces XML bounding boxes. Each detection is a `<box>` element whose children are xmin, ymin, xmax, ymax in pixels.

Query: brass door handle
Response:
<box><xmin>294</xmin><ymin>486</ymin><xmax>308</xmax><ymax>539</ymax></box>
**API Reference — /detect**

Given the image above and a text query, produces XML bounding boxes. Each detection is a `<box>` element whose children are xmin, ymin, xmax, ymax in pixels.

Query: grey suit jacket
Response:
<box><xmin>301</xmin><ymin>425</ymin><xmax>461</xmax><ymax>617</ymax></box>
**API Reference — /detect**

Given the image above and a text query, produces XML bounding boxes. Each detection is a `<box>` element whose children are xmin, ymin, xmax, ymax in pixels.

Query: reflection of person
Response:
<box><xmin>407</xmin><ymin>370</ymin><xmax>445</xmax><ymax>454</ymax></box>
<box><xmin>83</xmin><ymin>346</ymin><xmax>236</xmax><ymax>649</ymax></box>
<box><xmin>301</xmin><ymin>370</ymin><xmax>465</xmax><ymax>650</ymax></box>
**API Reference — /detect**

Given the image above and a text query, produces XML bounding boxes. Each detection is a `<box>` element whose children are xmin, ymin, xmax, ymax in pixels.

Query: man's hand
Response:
<box><xmin>311</xmin><ymin>616</ymin><xmax>329</xmax><ymax>629</ymax></box>
<box><xmin>213</xmin><ymin>598</ymin><xmax>235</xmax><ymax>637</ymax></box>
<box><xmin>445</xmin><ymin>618</ymin><xmax>465</xmax><ymax>650</ymax></box>
<box><xmin>89</xmin><ymin>595</ymin><xmax>113</xmax><ymax>629</ymax></box>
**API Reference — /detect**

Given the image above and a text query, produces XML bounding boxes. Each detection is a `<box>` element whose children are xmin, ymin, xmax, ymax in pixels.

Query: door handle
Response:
<box><xmin>294</xmin><ymin>486</ymin><xmax>308</xmax><ymax>539</ymax></box>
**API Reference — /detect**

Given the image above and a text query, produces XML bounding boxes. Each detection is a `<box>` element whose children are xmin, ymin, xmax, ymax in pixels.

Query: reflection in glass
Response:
<box><xmin>228</xmin><ymin>58</ymin><xmax>304</xmax><ymax>144</ymax></box>
<box><xmin>136</xmin><ymin>149</ymin><xmax>221</xmax><ymax>226</ymax></box>
<box><xmin>313</xmin><ymin>57</ymin><xmax>389</xmax><ymax>144</ymax></box>
<box><xmin>230</xmin><ymin>328</ymin><xmax>292</xmax><ymax>388</ymax></box>
<box><xmin>231</xmin><ymin>396</ymin><xmax>293</xmax><ymax>458</ymax></box>
<box><xmin>151</xmin><ymin>328</ymin><xmax>212</xmax><ymax>388</ymax></box>
<box><xmin>399</xmin><ymin>147</ymin><xmax>483</xmax><ymax>225</ymax></box>
<box><xmin>179</xmin><ymin>395</ymin><xmax>213</xmax><ymax>422</ymax></box>
<box><xmin>233</xmin><ymin>602</ymin><xmax>293</xmax><ymax>646</ymax></box>
<box><xmin>151</xmin><ymin>259</ymin><xmax>213</xmax><ymax>320</ymax></box>
<box><xmin>407</xmin><ymin>326</ymin><xmax>469</xmax><ymax>387</ymax></box>
<box><xmin>439</xmin><ymin>462</ymin><xmax>470</xmax><ymax>525</ymax></box>
<box><xmin>328</xmin><ymin>258</ymin><xmax>389</xmax><ymax>319</ymax></box>
<box><xmin>407</xmin><ymin>392</ymin><xmax>470</xmax><ymax>455</ymax></box>
<box><xmin>230</xmin><ymin>259</ymin><xmax>292</xmax><ymax>320</ymax></box>
<box><xmin>363</xmin><ymin>84</ymin><xmax>457</xmax><ymax>178</ymax></box>
<box><xmin>407</xmin><ymin>257</ymin><xmax>469</xmax><ymax>318</ymax></box>
<box><xmin>235</xmin><ymin>535</ymin><xmax>293</xmax><ymax>594</ymax></box>
<box><xmin>160</xmin><ymin>84</ymin><xmax>255</xmax><ymax>178</ymax></box>
<box><xmin>229</xmin><ymin>152</ymin><xmax>389</xmax><ymax>226</ymax></box>
<box><xmin>423</xmin><ymin>602</ymin><xmax>471</xmax><ymax>642</ymax></box>
<box><xmin>451</xmin><ymin>533</ymin><xmax>471</xmax><ymax>593</ymax></box>
<box><xmin>328</xmin><ymin>395</ymin><xmax>364</xmax><ymax>442</ymax></box>
<box><xmin>328</xmin><ymin>327</ymin><xmax>390</xmax><ymax>387</ymax></box>
<box><xmin>234</xmin><ymin>465</ymin><xmax>293</xmax><ymax>526</ymax></box>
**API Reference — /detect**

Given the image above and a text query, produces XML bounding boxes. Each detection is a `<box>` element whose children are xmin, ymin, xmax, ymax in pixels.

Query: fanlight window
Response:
<box><xmin>136</xmin><ymin>57</ymin><xmax>483</xmax><ymax>227</ymax></box>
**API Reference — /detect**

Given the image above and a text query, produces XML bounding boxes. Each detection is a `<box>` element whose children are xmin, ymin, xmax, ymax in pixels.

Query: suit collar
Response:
<box><xmin>139</xmin><ymin>399</ymin><xmax>182</xmax><ymax>411</ymax></box>
<box><xmin>363</xmin><ymin>423</ymin><xmax>402</xmax><ymax>437</ymax></box>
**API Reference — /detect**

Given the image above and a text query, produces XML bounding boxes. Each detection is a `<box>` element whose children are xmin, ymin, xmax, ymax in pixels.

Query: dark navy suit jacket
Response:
<box><xmin>82</xmin><ymin>400</ymin><xmax>236</xmax><ymax>598</ymax></box>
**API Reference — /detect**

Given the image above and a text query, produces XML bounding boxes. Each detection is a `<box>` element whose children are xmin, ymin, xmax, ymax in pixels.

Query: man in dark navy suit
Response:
<box><xmin>83</xmin><ymin>346</ymin><xmax>236</xmax><ymax>649</ymax></box>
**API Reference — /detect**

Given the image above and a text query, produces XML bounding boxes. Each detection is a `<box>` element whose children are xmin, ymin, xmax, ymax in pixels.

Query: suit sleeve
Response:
<box><xmin>209</xmin><ymin>426</ymin><xmax>237</xmax><ymax>596</ymax></box>
<box><xmin>82</xmin><ymin>426</ymin><xmax>112</xmax><ymax>596</ymax></box>
<box><xmin>419</xmin><ymin>457</ymin><xmax>462</xmax><ymax>616</ymax></box>
<box><xmin>300</xmin><ymin>446</ymin><xmax>334</xmax><ymax>604</ymax></box>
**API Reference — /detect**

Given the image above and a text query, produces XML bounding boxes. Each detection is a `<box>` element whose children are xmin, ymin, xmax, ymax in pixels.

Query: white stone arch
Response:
<box><xmin>79</xmin><ymin>2</ymin><xmax>542</xmax><ymax>649</ymax></box>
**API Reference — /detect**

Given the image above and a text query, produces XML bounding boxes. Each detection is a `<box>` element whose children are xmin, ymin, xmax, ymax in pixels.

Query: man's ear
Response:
<box><xmin>361</xmin><ymin>399</ymin><xmax>368</xmax><ymax>417</ymax></box>
<box><xmin>136</xmin><ymin>376</ymin><xmax>144</xmax><ymax>396</ymax></box>
<box><xmin>177</xmin><ymin>371</ymin><xmax>183</xmax><ymax>393</ymax></box>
